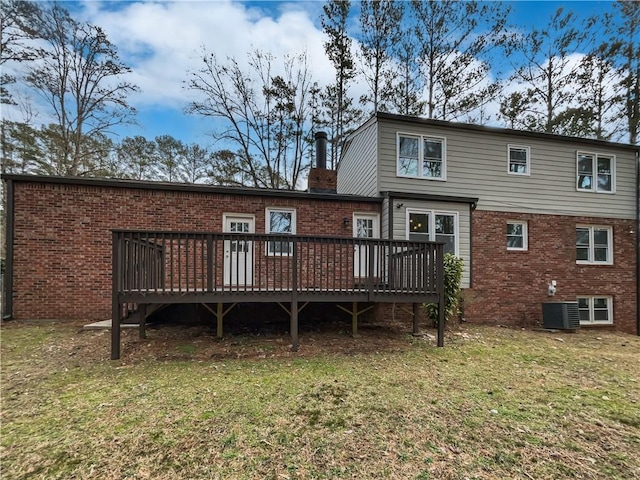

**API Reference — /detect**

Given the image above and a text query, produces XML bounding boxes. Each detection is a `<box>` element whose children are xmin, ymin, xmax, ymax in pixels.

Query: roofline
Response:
<box><xmin>1</xmin><ymin>174</ymin><xmax>383</xmax><ymax>203</ymax></box>
<box><xmin>376</xmin><ymin>112</ymin><xmax>640</xmax><ymax>152</ymax></box>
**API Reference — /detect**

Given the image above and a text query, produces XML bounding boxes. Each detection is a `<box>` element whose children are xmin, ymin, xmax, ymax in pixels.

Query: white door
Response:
<box><xmin>353</xmin><ymin>214</ymin><xmax>379</xmax><ymax>279</ymax></box>
<box><xmin>224</xmin><ymin>216</ymin><xmax>254</xmax><ymax>286</ymax></box>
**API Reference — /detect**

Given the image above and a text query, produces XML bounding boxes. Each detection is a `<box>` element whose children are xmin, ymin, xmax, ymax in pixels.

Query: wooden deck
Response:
<box><xmin>111</xmin><ymin>230</ymin><xmax>445</xmax><ymax>359</ymax></box>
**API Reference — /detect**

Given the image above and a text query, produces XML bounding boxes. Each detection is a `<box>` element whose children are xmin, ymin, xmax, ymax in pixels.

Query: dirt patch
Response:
<box><xmin>1</xmin><ymin>315</ymin><xmax>440</xmax><ymax>365</ymax></box>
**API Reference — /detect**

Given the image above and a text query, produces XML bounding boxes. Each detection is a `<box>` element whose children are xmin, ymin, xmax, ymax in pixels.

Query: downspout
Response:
<box><xmin>636</xmin><ymin>150</ymin><xmax>639</xmax><ymax>336</ymax></box>
<box><xmin>388</xmin><ymin>193</ymin><xmax>394</xmax><ymax>239</ymax></box>
<box><xmin>3</xmin><ymin>178</ymin><xmax>13</xmax><ymax>320</ymax></box>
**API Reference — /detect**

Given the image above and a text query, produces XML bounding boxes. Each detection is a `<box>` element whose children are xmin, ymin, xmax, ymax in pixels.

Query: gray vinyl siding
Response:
<box><xmin>388</xmin><ymin>199</ymin><xmax>471</xmax><ymax>288</ymax></box>
<box><xmin>378</xmin><ymin>118</ymin><xmax>637</xmax><ymax>219</ymax></box>
<box><xmin>337</xmin><ymin>120</ymin><xmax>378</xmax><ymax>196</ymax></box>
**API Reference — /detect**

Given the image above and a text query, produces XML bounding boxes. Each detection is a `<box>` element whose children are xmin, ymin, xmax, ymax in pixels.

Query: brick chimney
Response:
<box><xmin>308</xmin><ymin>131</ymin><xmax>337</xmax><ymax>193</ymax></box>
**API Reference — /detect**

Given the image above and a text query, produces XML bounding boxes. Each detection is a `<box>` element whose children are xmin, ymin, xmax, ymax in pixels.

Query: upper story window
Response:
<box><xmin>576</xmin><ymin>225</ymin><xmax>613</xmax><ymax>265</ymax></box>
<box><xmin>407</xmin><ymin>209</ymin><xmax>457</xmax><ymax>255</ymax></box>
<box><xmin>507</xmin><ymin>221</ymin><xmax>528</xmax><ymax>251</ymax></box>
<box><xmin>508</xmin><ymin>145</ymin><xmax>530</xmax><ymax>175</ymax></box>
<box><xmin>577</xmin><ymin>152</ymin><xmax>615</xmax><ymax>193</ymax></box>
<box><xmin>397</xmin><ymin>134</ymin><xmax>446</xmax><ymax>180</ymax></box>
<box><xmin>266</xmin><ymin>208</ymin><xmax>296</xmax><ymax>255</ymax></box>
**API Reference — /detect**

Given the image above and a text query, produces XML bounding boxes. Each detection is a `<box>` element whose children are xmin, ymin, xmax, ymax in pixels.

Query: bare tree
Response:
<box><xmin>387</xmin><ymin>34</ymin><xmax>425</xmax><ymax>117</ymax></box>
<box><xmin>25</xmin><ymin>3</ymin><xmax>138</xmax><ymax>176</ymax></box>
<box><xmin>187</xmin><ymin>49</ymin><xmax>314</xmax><ymax>189</ymax></box>
<box><xmin>0</xmin><ymin>0</ymin><xmax>41</xmax><ymax>104</ymax></box>
<box><xmin>411</xmin><ymin>0</ymin><xmax>511</xmax><ymax>122</ymax></box>
<box><xmin>322</xmin><ymin>0</ymin><xmax>359</xmax><ymax>167</ymax></box>
<box><xmin>500</xmin><ymin>7</ymin><xmax>589</xmax><ymax>134</ymax></box>
<box><xmin>357</xmin><ymin>0</ymin><xmax>404</xmax><ymax>114</ymax></box>
<box><xmin>609</xmin><ymin>0</ymin><xmax>640</xmax><ymax>144</ymax></box>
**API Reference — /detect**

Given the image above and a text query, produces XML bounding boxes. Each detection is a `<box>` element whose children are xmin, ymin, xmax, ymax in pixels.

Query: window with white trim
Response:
<box><xmin>577</xmin><ymin>296</ymin><xmax>613</xmax><ymax>325</ymax></box>
<box><xmin>266</xmin><ymin>208</ymin><xmax>295</xmax><ymax>255</ymax></box>
<box><xmin>507</xmin><ymin>221</ymin><xmax>528</xmax><ymax>251</ymax></box>
<box><xmin>576</xmin><ymin>225</ymin><xmax>613</xmax><ymax>264</ymax></box>
<box><xmin>577</xmin><ymin>152</ymin><xmax>615</xmax><ymax>193</ymax></box>
<box><xmin>508</xmin><ymin>145</ymin><xmax>530</xmax><ymax>175</ymax></box>
<box><xmin>397</xmin><ymin>134</ymin><xmax>446</xmax><ymax>180</ymax></box>
<box><xmin>407</xmin><ymin>210</ymin><xmax>457</xmax><ymax>255</ymax></box>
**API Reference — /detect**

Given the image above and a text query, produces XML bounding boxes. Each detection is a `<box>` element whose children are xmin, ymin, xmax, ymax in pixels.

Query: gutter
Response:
<box><xmin>3</xmin><ymin>178</ymin><xmax>13</xmax><ymax>320</ymax></box>
<box><xmin>637</xmin><ymin>150</ymin><xmax>640</xmax><ymax>336</ymax></box>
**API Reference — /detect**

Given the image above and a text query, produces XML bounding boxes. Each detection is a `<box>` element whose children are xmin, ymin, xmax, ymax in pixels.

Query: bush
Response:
<box><xmin>425</xmin><ymin>253</ymin><xmax>464</xmax><ymax>327</ymax></box>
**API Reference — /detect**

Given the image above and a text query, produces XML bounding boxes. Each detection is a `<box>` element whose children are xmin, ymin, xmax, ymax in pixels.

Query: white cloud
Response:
<box><xmin>77</xmin><ymin>0</ymin><xmax>334</xmax><ymax>110</ymax></box>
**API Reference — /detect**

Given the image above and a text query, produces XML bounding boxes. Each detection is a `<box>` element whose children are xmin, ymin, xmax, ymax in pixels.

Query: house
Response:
<box><xmin>3</xmin><ymin>113</ymin><xmax>638</xmax><ymax>360</ymax></box>
<box><xmin>338</xmin><ymin>112</ymin><xmax>639</xmax><ymax>335</ymax></box>
<box><xmin>1</xmin><ymin>133</ymin><xmax>445</xmax><ymax>359</ymax></box>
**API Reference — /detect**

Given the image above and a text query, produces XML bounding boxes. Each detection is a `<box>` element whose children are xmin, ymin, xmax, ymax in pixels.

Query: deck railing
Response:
<box><xmin>111</xmin><ymin>230</ymin><xmax>445</xmax><ymax>359</ymax></box>
<box><xmin>112</xmin><ymin>230</ymin><xmax>444</xmax><ymax>302</ymax></box>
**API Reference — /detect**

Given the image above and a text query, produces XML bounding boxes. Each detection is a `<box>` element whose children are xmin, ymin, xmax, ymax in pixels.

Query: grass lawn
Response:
<box><xmin>1</xmin><ymin>320</ymin><xmax>639</xmax><ymax>479</ymax></box>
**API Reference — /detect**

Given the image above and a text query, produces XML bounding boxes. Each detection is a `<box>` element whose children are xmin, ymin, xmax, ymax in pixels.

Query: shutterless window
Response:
<box><xmin>397</xmin><ymin>134</ymin><xmax>446</xmax><ymax>180</ymax></box>
<box><xmin>266</xmin><ymin>209</ymin><xmax>295</xmax><ymax>255</ymax></box>
<box><xmin>508</xmin><ymin>145</ymin><xmax>530</xmax><ymax>175</ymax></box>
<box><xmin>576</xmin><ymin>226</ymin><xmax>612</xmax><ymax>264</ymax></box>
<box><xmin>407</xmin><ymin>210</ymin><xmax>457</xmax><ymax>255</ymax></box>
<box><xmin>507</xmin><ymin>221</ymin><xmax>528</xmax><ymax>250</ymax></box>
<box><xmin>578</xmin><ymin>297</ymin><xmax>613</xmax><ymax>325</ymax></box>
<box><xmin>577</xmin><ymin>152</ymin><xmax>615</xmax><ymax>193</ymax></box>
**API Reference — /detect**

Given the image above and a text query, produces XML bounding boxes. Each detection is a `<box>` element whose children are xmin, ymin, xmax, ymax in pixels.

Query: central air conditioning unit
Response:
<box><xmin>542</xmin><ymin>302</ymin><xmax>580</xmax><ymax>330</ymax></box>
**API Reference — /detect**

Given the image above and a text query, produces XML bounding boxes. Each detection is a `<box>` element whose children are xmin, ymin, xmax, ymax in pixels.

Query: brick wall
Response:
<box><xmin>10</xmin><ymin>181</ymin><xmax>378</xmax><ymax>321</ymax></box>
<box><xmin>465</xmin><ymin>210</ymin><xmax>637</xmax><ymax>335</ymax></box>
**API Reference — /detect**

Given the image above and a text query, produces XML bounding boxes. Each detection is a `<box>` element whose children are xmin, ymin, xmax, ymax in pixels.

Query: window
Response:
<box><xmin>397</xmin><ymin>134</ymin><xmax>446</xmax><ymax>180</ymax></box>
<box><xmin>507</xmin><ymin>221</ymin><xmax>528</xmax><ymax>250</ymax></box>
<box><xmin>577</xmin><ymin>152</ymin><xmax>615</xmax><ymax>193</ymax></box>
<box><xmin>576</xmin><ymin>226</ymin><xmax>613</xmax><ymax>264</ymax></box>
<box><xmin>577</xmin><ymin>297</ymin><xmax>613</xmax><ymax>325</ymax></box>
<box><xmin>407</xmin><ymin>210</ymin><xmax>457</xmax><ymax>255</ymax></box>
<box><xmin>508</xmin><ymin>145</ymin><xmax>530</xmax><ymax>175</ymax></box>
<box><xmin>266</xmin><ymin>208</ymin><xmax>295</xmax><ymax>255</ymax></box>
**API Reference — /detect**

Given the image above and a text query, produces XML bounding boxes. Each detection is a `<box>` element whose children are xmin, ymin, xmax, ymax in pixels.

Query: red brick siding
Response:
<box><xmin>308</xmin><ymin>168</ymin><xmax>337</xmax><ymax>192</ymax></box>
<box><xmin>465</xmin><ymin>210</ymin><xmax>637</xmax><ymax>334</ymax></box>
<box><xmin>11</xmin><ymin>181</ymin><xmax>378</xmax><ymax>320</ymax></box>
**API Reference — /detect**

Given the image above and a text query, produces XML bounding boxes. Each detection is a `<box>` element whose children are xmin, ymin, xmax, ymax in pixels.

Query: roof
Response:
<box><xmin>352</xmin><ymin>112</ymin><xmax>640</xmax><ymax>153</ymax></box>
<box><xmin>1</xmin><ymin>174</ymin><xmax>382</xmax><ymax>204</ymax></box>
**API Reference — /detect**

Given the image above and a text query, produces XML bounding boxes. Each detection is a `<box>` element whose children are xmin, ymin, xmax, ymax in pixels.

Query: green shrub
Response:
<box><xmin>425</xmin><ymin>253</ymin><xmax>463</xmax><ymax>327</ymax></box>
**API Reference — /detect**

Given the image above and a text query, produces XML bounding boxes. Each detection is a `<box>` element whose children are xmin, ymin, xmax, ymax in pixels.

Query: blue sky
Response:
<box><xmin>28</xmin><ymin>1</ymin><xmax>619</xmax><ymax>148</ymax></box>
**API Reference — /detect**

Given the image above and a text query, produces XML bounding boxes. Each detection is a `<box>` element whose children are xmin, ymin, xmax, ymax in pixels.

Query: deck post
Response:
<box><xmin>412</xmin><ymin>302</ymin><xmax>420</xmax><ymax>335</ymax></box>
<box><xmin>291</xmin><ymin>300</ymin><xmax>299</xmax><ymax>351</ymax></box>
<box><xmin>111</xmin><ymin>231</ymin><xmax>121</xmax><ymax>360</ymax></box>
<box><xmin>352</xmin><ymin>301</ymin><xmax>359</xmax><ymax>337</ymax></box>
<box><xmin>216</xmin><ymin>302</ymin><xmax>223</xmax><ymax>338</ymax></box>
<box><xmin>291</xmin><ymin>241</ymin><xmax>299</xmax><ymax>351</ymax></box>
<box><xmin>437</xmin><ymin>245</ymin><xmax>445</xmax><ymax>347</ymax></box>
<box><xmin>139</xmin><ymin>303</ymin><xmax>147</xmax><ymax>339</ymax></box>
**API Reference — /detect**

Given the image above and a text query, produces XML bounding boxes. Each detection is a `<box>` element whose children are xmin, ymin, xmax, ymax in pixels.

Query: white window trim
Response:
<box><xmin>405</xmin><ymin>208</ymin><xmax>459</xmax><ymax>255</ymax></box>
<box><xmin>576</xmin><ymin>225</ymin><xmax>613</xmax><ymax>265</ymax></box>
<box><xmin>265</xmin><ymin>207</ymin><xmax>296</xmax><ymax>256</ymax></box>
<box><xmin>576</xmin><ymin>151</ymin><xmax>616</xmax><ymax>194</ymax></box>
<box><xmin>352</xmin><ymin>212</ymin><xmax>380</xmax><ymax>238</ymax></box>
<box><xmin>577</xmin><ymin>296</ymin><xmax>613</xmax><ymax>325</ymax></box>
<box><xmin>507</xmin><ymin>144</ymin><xmax>530</xmax><ymax>176</ymax></box>
<box><xmin>506</xmin><ymin>220</ymin><xmax>528</xmax><ymax>251</ymax></box>
<box><xmin>396</xmin><ymin>132</ymin><xmax>447</xmax><ymax>181</ymax></box>
<box><xmin>222</xmin><ymin>213</ymin><xmax>255</xmax><ymax>232</ymax></box>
